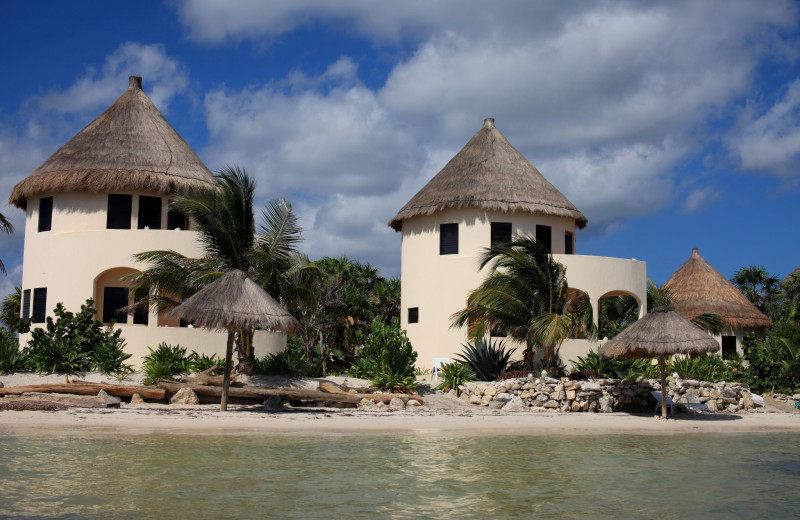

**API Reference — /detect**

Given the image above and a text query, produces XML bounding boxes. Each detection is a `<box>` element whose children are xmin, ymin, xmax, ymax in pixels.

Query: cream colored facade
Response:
<box><xmin>400</xmin><ymin>208</ymin><xmax>646</xmax><ymax>369</ymax></box>
<box><xmin>19</xmin><ymin>191</ymin><xmax>284</xmax><ymax>368</ymax></box>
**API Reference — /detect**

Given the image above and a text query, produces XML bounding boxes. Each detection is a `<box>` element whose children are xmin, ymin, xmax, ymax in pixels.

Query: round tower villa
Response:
<box><xmin>9</xmin><ymin>76</ymin><xmax>284</xmax><ymax>366</ymax></box>
<box><xmin>389</xmin><ymin>118</ymin><xmax>647</xmax><ymax>368</ymax></box>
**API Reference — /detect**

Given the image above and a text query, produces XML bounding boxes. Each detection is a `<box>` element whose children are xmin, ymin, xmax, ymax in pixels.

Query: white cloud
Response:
<box><xmin>682</xmin><ymin>186</ymin><xmax>722</xmax><ymax>213</ymax></box>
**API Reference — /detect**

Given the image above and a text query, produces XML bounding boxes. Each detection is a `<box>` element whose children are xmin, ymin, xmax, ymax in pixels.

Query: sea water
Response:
<box><xmin>1</xmin><ymin>432</ymin><xmax>798</xmax><ymax>519</ymax></box>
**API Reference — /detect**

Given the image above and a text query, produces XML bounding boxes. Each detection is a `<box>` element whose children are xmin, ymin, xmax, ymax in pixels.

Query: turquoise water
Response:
<box><xmin>1</xmin><ymin>432</ymin><xmax>798</xmax><ymax>519</ymax></box>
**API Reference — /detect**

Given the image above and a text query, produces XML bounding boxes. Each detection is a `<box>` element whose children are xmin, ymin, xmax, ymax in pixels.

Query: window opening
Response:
<box><xmin>38</xmin><ymin>196</ymin><xmax>53</xmax><ymax>232</ymax></box>
<box><xmin>565</xmin><ymin>231</ymin><xmax>574</xmax><ymax>255</ymax></box>
<box><xmin>440</xmin><ymin>223</ymin><xmax>458</xmax><ymax>255</ymax></box>
<box><xmin>107</xmin><ymin>194</ymin><xmax>133</xmax><ymax>229</ymax></box>
<box><xmin>22</xmin><ymin>289</ymin><xmax>31</xmax><ymax>320</ymax></box>
<box><xmin>536</xmin><ymin>224</ymin><xmax>552</xmax><ymax>252</ymax></box>
<box><xmin>491</xmin><ymin>222</ymin><xmax>512</xmax><ymax>247</ymax></box>
<box><xmin>138</xmin><ymin>196</ymin><xmax>162</xmax><ymax>229</ymax></box>
<box><xmin>408</xmin><ymin>307</ymin><xmax>419</xmax><ymax>324</ymax></box>
<box><xmin>103</xmin><ymin>287</ymin><xmax>129</xmax><ymax>324</ymax></box>
<box><xmin>32</xmin><ymin>288</ymin><xmax>47</xmax><ymax>323</ymax></box>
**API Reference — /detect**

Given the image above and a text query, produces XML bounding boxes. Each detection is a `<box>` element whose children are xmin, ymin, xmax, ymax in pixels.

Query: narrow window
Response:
<box><xmin>565</xmin><ymin>231</ymin><xmax>574</xmax><ymax>255</ymax></box>
<box><xmin>107</xmin><ymin>194</ymin><xmax>133</xmax><ymax>229</ymax></box>
<box><xmin>721</xmin><ymin>336</ymin><xmax>736</xmax><ymax>359</ymax></box>
<box><xmin>536</xmin><ymin>224</ymin><xmax>552</xmax><ymax>253</ymax></box>
<box><xmin>408</xmin><ymin>307</ymin><xmax>419</xmax><ymax>324</ymax></box>
<box><xmin>22</xmin><ymin>289</ymin><xmax>31</xmax><ymax>320</ymax></box>
<box><xmin>102</xmin><ymin>287</ymin><xmax>129</xmax><ymax>324</ymax></box>
<box><xmin>491</xmin><ymin>222</ymin><xmax>512</xmax><ymax>247</ymax></box>
<box><xmin>167</xmin><ymin>208</ymin><xmax>188</xmax><ymax>230</ymax></box>
<box><xmin>32</xmin><ymin>288</ymin><xmax>47</xmax><ymax>323</ymax></box>
<box><xmin>440</xmin><ymin>223</ymin><xmax>458</xmax><ymax>255</ymax></box>
<box><xmin>137</xmin><ymin>196</ymin><xmax>162</xmax><ymax>229</ymax></box>
<box><xmin>38</xmin><ymin>196</ymin><xmax>53</xmax><ymax>232</ymax></box>
<box><xmin>133</xmin><ymin>288</ymin><xmax>149</xmax><ymax>325</ymax></box>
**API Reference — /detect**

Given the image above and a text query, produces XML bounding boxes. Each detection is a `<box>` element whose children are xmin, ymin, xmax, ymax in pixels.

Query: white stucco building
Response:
<box><xmin>389</xmin><ymin>118</ymin><xmax>647</xmax><ymax>368</ymax></box>
<box><xmin>9</xmin><ymin>76</ymin><xmax>284</xmax><ymax>367</ymax></box>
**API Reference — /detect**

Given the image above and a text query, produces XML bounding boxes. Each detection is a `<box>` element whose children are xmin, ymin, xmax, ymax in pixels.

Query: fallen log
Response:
<box><xmin>4</xmin><ymin>392</ymin><xmax>120</xmax><ymax>409</ymax></box>
<box><xmin>179</xmin><ymin>373</ymin><xmax>236</xmax><ymax>387</ymax></box>
<box><xmin>318</xmin><ymin>381</ymin><xmax>351</xmax><ymax>395</ymax></box>
<box><xmin>0</xmin><ymin>383</ymin><xmax>165</xmax><ymax>400</ymax></box>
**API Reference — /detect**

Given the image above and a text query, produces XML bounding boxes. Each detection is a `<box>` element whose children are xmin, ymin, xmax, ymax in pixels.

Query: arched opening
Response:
<box><xmin>597</xmin><ymin>290</ymin><xmax>642</xmax><ymax>340</ymax></box>
<box><xmin>93</xmin><ymin>267</ymin><xmax>148</xmax><ymax>326</ymax></box>
<box><xmin>565</xmin><ymin>287</ymin><xmax>592</xmax><ymax>338</ymax></box>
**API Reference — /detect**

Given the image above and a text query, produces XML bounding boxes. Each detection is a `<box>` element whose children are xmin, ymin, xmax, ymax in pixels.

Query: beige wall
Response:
<box><xmin>399</xmin><ymin>208</ymin><xmax>647</xmax><ymax>369</ymax></box>
<box><xmin>19</xmin><ymin>191</ymin><xmax>287</xmax><ymax>367</ymax></box>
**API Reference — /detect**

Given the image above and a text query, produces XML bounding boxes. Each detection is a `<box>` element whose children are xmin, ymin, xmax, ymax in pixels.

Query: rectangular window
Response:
<box><xmin>536</xmin><ymin>224</ymin><xmax>552</xmax><ymax>253</ymax></box>
<box><xmin>721</xmin><ymin>335</ymin><xmax>736</xmax><ymax>359</ymax></box>
<box><xmin>408</xmin><ymin>307</ymin><xmax>419</xmax><ymax>324</ymax></box>
<box><xmin>107</xmin><ymin>194</ymin><xmax>133</xmax><ymax>229</ymax></box>
<box><xmin>38</xmin><ymin>196</ymin><xmax>53</xmax><ymax>232</ymax></box>
<box><xmin>133</xmin><ymin>288</ymin><xmax>149</xmax><ymax>325</ymax></box>
<box><xmin>22</xmin><ymin>289</ymin><xmax>31</xmax><ymax>320</ymax></box>
<box><xmin>491</xmin><ymin>222</ymin><xmax>512</xmax><ymax>247</ymax></box>
<box><xmin>440</xmin><ymin>223</ymin><xmax>459</xmax><ymax>255</ymax></box>
<box><xmin>32</xmin><ymin>288</ymin><xmax>47</xmax><ymax>323</ymax></box>
<box><xmin>137</xmin><ymin>196</ymin><xmax>162</xmax><ymax>229</ymax></box>
<box><xmin>103</xmin><ymin>287</ymin><xmax>129</xmax><ymax>324</ymax></box>
<box><xmin>167</xmin><ymin>208</ymin><xmax>188</xmax><ymax>230</ymax></box>
<box><xmin>565</xmin><ymin>231</ymin><xmax>574</xmax><ymax>255</ymax></box>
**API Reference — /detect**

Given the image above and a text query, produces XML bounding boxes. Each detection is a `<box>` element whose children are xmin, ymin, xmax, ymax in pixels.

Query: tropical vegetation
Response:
<box><xmin>0</xmin><ymin>211</ymin><xmax>13</xmax><ymax>275</ymax></box>
<box><xmin>348</xmin><ymin>317</ymin><xmax>417</xmax><ymax>392</ymax></box>
<box><xmin>454</xmin><ymin>337</ymin><xmax>516</xmax><ymax>381</ymax></box>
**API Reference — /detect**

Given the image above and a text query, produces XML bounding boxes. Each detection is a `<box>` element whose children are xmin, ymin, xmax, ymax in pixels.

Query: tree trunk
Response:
<box><xmin>523</xmin><ymin>342</ymin><xmax>535</xmax><ymax>370</ymax></box>
<box><xmin>221</xmin><ymin>331</ymin><xmax>235</xmax><ymax>411</ymax></box>
<box><xmin>235</xmin><ymin>328</ymin><xmax>257</xmax><ymax>375</ymax></box>
<box><xmin>659</xmin><ymin>356</ymin><xmax>668</xmax><ymax>419</ymax></box>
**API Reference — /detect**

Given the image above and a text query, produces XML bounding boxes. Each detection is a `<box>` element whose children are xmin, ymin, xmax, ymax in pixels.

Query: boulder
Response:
<box><xmin>406</xmin><ymin>399</ymin><xmax>421</xmax><ymax>408</ymax></box>
<box><xmin>357</xmin><ymin>399</ymin><xmax>378</xmax><ymax>410</ymax></box>
<box><xmin>264</xmin><ymin>395</ymin><xmax>284</xmax><ymax>411</ymax></box>
<box><xmin>599</xmin><ymin>395</ymin><xmax>614</xmax><ymax>413</ymax></box>
<box><xmin>488</xmin><ymin>400</ymin><xmax>505</xmax><ymax>410</ymax></box>
<box><xmin>502</xmin><ymin>396</ymin><xmax>529</xmax><ymax>412</ymax></box>
<box><xmin>543</xmin><ymin>400</ymin><xmax>560</xmax><ymax>409</ymax></box>
<box><xmin>97</xmin><ymin>389</ymin><xmax>122</xmax><ymax>407</ymax></box>
<box><xmin>469</xmin><ymin>395</ymin><xmax>482</xmax><ymax>405</ymax></box>
<box><xmin>570</xmin><ymin>401</ymin><xmax>582</xmax><ymax>413</ymax></box>
<box><xmin>170</xmin><ymin>387</ymin><xmax>199</xmax><ymax>406</ymax></box>
<box><xmin>130</xmin><ymin>393</ymin><xmax>145</xmax><ymax>406</ymax></box>
<box><xmin>389</xmin><ymin>397</ymin><xmax>406</xmax><ymax>409</ymax></box>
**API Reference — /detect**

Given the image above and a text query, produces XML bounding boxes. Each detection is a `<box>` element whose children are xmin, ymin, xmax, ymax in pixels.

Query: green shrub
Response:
<box><xmin>141</xmin><ymin>343</ymin><xmax>191</xmax><ymax>384</ymax></box>
<box><xmin>454</xmin><ymin>337</ymin><xmax>516</xmax><ymax>381</ymax></box>
<box><xmin>670</xmin><ymin>354</ymin><xmax>727</xmax><ymax>382</ymax></box>
<box><xmin>349</xmin><ymin>317</ymin><xmax>418</xmax><ymax>391</ymax></box>
<box><xmin>257</xmin><ymin>337</ymin><xmax>308</xmax><ymax>376</ymax></box>
<box><xmin>435</xmin><ymin>363</ymin><xmax>476</xmax><ymax>396</ymax></box>
<box><xmin>370</xmin><ymin>370</ymin><xmax>418</xmax><ymax>393</ymax></box>
<box><xmin>570</xmin><ymin>349</ymin><xmax>617</xmax><ymax>379</ymax></box>
<box><xmin>0</xmin><ymin>328</ymin><xmax>25</xmax><ymax>374</ymax></box>
<box><xmin>26</xmin><ymin>300</ymin><xmax>124</xmax><ymax>374</ymax></box>
<box><xmin>90</xmin><ymin>337</ymin><xmax>133</xmax><ymax>376</ymax></box>
<box><xmin>188</xmin><ymin>351</ymin><xmax>221</xmax><ymax>373</ymax></box>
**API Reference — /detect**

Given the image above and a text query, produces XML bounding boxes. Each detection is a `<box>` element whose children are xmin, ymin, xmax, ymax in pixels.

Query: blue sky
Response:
<box><xmin>2</xmin><ymin>1</ymin><xmax>799</xmax><ymax>299</ymax></box>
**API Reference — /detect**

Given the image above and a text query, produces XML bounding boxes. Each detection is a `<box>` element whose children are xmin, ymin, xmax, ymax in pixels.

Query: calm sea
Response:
<box><xmin>0</xmin><ymin>431</ymin><xmax>798</xmax><ymax>519</ymax></box>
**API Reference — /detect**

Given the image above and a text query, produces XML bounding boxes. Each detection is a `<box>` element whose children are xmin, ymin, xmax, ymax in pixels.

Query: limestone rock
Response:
<box><xmin>389</xmin><ymin>397</ymin><xmax>406</xmax><ymax>409</ymax></box>
<box><xmin>170</xmin><ymin>387</ymin><xmax>199</xmax><ymax>406</ymax></box>
<box><xmin>97</xmin><ymin>389</ymin><xmax>122</xmax><ymax>407</ymax></box>
<box><xmin>357</xmin><ymin>398</ymin><xmax>378</xmax><ymax>410</ymax></box>
<box><xmin>570</xmin><ymin>401</ymin><xmax>582</xmax><ymax>413</ymax></box>
<box><xmin>406</xmin><ymin>399</ymin><xmax>421</xmax><ymax>407</ymax></box>
<box><xmin>599</xmin><ymin>395</ymin><xmax>614</xmax><ymax>413</ymax></box>
<box><xmin>488</xmin><ymin>400</ymin><xmax>505</xmax><ymax>410</ymax></box>
<box><xmin>502</xmin><ymin>396</ymin><xmax>529</xmax><ymax>412</ymax></box>
<box><xmin>469</xmin><ymin>395</ymin><xmax>482</xmax><ymax>405</ymax></box>
<box><xmin>130</xmin><ymin>393</ymin><xmax>145</xmax><ymax>406</ymax></box>
<box><xmin>484</xmin><ymin>385</ymin><xmax>497</xmax><ymax>397</ymax></box>
<box><xmin>264</xmin><ymin>395</ymin><xmax>284</xmax><ymax>410</ymax></box>
<box><xmin>543</xmin><ymin>400</ymin><xmax>560</xmax><ymax>409</ymax></box>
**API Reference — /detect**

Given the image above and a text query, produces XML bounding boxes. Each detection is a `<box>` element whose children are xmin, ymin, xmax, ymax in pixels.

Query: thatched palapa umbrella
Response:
<box><xmin>389</xmin><ymin>118</ymin><xmax>587</xmax><ymax>231</ymax></box>
<box><xmin>169</xmin><ymin>270</ymin><xmax>298</xmax><ymax>411</ymax></box>
<box><xmin>598</xmin><ymin>307</ymin><xmax>718</xmax><ymax>419</ymax></box>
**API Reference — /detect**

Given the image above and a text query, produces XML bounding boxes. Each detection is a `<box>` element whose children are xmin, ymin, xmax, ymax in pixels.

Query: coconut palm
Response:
<box><xmin>0</xmin><ymin>212</ymin><xmax>13</xmax><ymax>275</ymax></box>
<box><xmin>1</xmin><ymin>286</ymin><xmax>22</xmax><ymax>331</ymax></box>
<box><xmin>127</xmin><ymin>166</ymin><xmax>314</xmax><ymax>373</ymax></box>
<box><xmin>731</xmin><ymin>265</ymin><xmax>781</xmax><ymax>318</ymax></box>
<box><xmin>451</xmin><ymin>235</ymin><xmax>596</xmax><ymax>373</ymax></box>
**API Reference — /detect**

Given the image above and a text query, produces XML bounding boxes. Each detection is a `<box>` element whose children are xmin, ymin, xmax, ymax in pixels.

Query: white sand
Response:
<box><xmin>2</xmin><ymin>372</ymin><xmax>799</xmax><ymax>437</ymax></box>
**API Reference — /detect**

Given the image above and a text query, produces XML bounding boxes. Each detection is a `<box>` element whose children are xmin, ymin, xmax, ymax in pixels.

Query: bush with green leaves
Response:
<box><xmin>349</xmin><ymin>317</ymin><xmax>418</xmax><ymax>391</ymax></box>
<box><xmin>25</xmin><ymin>300</ymin><xmax>127</xmax><ymax>374</ymax></box>
<box><xmin>570</xmin><ymin>349</ymin><xmax>658</xmax><ymax>380</ymax></box>
<box><xmin>435</xmin><ymin>363</ymin><xmax>476</xmax><ymax>396</ymax></box>
<box><xmin>188</xmin><ymin>351</ymin><xmax>221</xmax><ymax>373</ymax></box>
<box><xmin>141</xmin><ymin>343</ymin><xmax>191</xmax><ymax>384</ymax></box>
<box><xmin>454</xmin><ymin>337</ymin><xmax>516</xmax><ymax>381</ymax></box>
<box><xmin>257</xmin><ymin>336</ymin><xmax>308</xmax><ymax>376</ymax></box>
<box><xmin>0</xmin><ymin>328</ymin><xmax>25</xmax><ymax>374</ymax></box>
<box><xmin>670</xmin><ymin>354</ymin><xmax>728</xmax><ymax>382</ymax></box>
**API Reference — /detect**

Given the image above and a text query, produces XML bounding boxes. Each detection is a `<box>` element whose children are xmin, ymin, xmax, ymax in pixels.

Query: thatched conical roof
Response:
<box><xmin>389</xmin><ymin>118</ymin><xmax>587</xmax><ymax>231</ymax></box>
<box><xmin>168</xmin><ymin>270</ymin><xmax>298</xmax><ymax>334</ymax></box>
<box><xmin>784</xmin><ymin>265</ymin><xmax>800</xmax><ymax>284</ymax></box>
<box><xmin>599</xmin><ymin>307</ymin><xmax>719</xmax><ymax>360</ymax></box>
<box><xmin>9</xmin><ymin>76</ymin><xmax>216</xmax><ymax>209</ymax></box>
<box><xmin>663</xmin><ymin>248</ymin><xmax>772</xmax><ymax>330</ymax></box>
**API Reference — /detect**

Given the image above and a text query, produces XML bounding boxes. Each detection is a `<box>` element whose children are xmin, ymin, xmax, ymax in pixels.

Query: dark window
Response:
<box><xmin>167</xmin><ymin>208</ymin><xmax>188</xmax><ymax>230</ymax></box>
<box><xmin>103</xmin><ymin>287</ymin><xmax>129</xmax><ymax>324</ymax></box>
<box><xmin>408</xmin><ymin>307</ymin><xmax>419</xmax><ymax>324</ymax></box>
<box><xmin>107</xmin><ymin>194</ymin><xmax>133</xmax><ymax>229</ymax></box>
<box><xmin>32</xmin><ymin>288</ymin><xmax>47</xmax><ymax>323</ymax></box>
<box><xmin>133</xmin><ymin>288</ymin><xmax>149</xmax><ymax>325</ymax></box>
<box><xmin>536</xmin><ymin>224</ymin><xmax>552</xmax><ymax>253</ymax></box>
<box><xmin>440</xmin><ymin>223</ymin><xmax>458</xmax><ymax>255</ymax></box>
<box><xmin>491</xmin><ymin>222</ymin><xmax>512</xmax><ymax>247</ymax></box>
<box><xmin>38</xmin><ymin>196</ymin><xmax>53</xmax><ymax>232</ymax></box>
<box><xmin>565</xmin><ymin>231</ymin><xmax>574</xmax><ymax>255</ymax></box>
<box><xmin>138</xmin><ymin>196</ymin><xmax>162</xmax><ymax>229</ymax></box>
<box><xmin>22</xmin><ymin>289</ymin><xmax>31</xmax><ymax>320</ymax></box>
<box><xmin>721</xmin><ymin>336</ymin><xmax>736</xmax><ymax>359</ymax></box>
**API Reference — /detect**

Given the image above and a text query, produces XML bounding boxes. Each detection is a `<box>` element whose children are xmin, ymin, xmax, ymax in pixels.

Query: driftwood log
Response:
<box><xmin>1</xmin><ymin>392</ymin><xmax>120</xmax><ymax>409</ymax></box>
<box><xmin>0</xmin><ymin>383</ymin><xmax>165</xmax><ymax>400</ymax></box>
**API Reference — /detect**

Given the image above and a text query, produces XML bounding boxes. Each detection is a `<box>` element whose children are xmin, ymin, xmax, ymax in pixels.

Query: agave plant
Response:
<box><xmin>454</xmin><ymin>337</ymin><xmax>516</xmax><ymax>381</ymax></box>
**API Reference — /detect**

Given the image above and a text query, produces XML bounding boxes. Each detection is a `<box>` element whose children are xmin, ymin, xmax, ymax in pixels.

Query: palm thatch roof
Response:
<box><xmin>663</xmin><ymin>248</ymin><xmax>772</xmax><ymax>330</ymax></box>
<box><xmin>784</xmin><ymin>265</ymin><xmax>800</xmax><ymax>284</ymax></box>
<box><xmin>168</xmin><ymin>270</ymin><xmax>298</xmax><ymax>334</ymax></box>
<box><xmin>9</xmin><ymin>76</ymin><xmax>216</xmax><ymax>209</ymax></box>
<box><xmin>389</xmin><ymin>118</ymin><xmax>587</xmax><ymax>231</ymax></box>
<box><xmin>599</xmin><ymin>307</ymin><xmax>719</xmax><ymax>359</ymax></box>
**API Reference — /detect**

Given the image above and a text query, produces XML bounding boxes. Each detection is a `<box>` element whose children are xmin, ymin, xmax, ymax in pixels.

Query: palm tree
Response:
<box><xmin>127</xmin><ymin>166</ymin><xmax>313</xmax><ymax>373</ymax></box>
<box><xmin>0</xmin><ymin>212</ymin><xmax>13</xmax><ymax>275</ymax></box>
<box><xmin>451</xmin><ymin>235</ymin><xmax>596</xmax><ymax>373</ymax></box>
<box><xmin>730</xmin><ymin>265</ymin><xmax>781</xmax><ymax>317</ymax></box>
<box><xmin>1</xmin><ymin>286</ymin><xmax>22</xmax><ymax>331</ymax></box>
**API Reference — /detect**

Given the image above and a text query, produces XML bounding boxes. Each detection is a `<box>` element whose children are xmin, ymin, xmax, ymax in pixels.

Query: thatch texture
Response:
<box><xmin>784</xmin><ymin>265</ymin><xmax>800</xmax><ymax>284</ymax></box>
<box><xmin>168</xmin><ymin>270</ymin><xmax>298</xmax><ymax>334</ymax></box>
<box><xmin>389</xmin><ymin>118</ymin><xmax>587</xmax><ymax>231</ymax></box>
<box><xmin>9</xmin><ymin>76</ymin><xmax>216</xmax><ymax>209</ymax></box>
<box><xmin>663</xmin><ymin>248</ymin><xmax>772</xmax><ymax>330</ymax></box>
<box><xmin>599</xmin><ymin>307</ymin><xmax>719</xmax><ymax>360</ymax></box>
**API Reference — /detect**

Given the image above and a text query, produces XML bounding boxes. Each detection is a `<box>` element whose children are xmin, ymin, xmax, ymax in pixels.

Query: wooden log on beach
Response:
<box><xmin>0</xmin><ymin>383</ymin><xmax>165</xmax><ymax>400</ymax></box>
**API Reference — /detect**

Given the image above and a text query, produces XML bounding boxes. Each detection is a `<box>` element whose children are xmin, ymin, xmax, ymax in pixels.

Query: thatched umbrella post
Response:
<box><xmin>169</xmin><ymin>270</ymin><xmax>298</xmax><ymax>411</ymax></box>
<box><xmin>598</xmin><ymin>307</ymin><xmax>719</xmax><ymax>419</ymax></box>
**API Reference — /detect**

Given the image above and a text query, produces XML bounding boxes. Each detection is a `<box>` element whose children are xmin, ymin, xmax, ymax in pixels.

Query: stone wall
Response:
<box><xmin>457</xmin><ymin>376</ymin><xmax>760</xmax><ymax>413</ymax></box>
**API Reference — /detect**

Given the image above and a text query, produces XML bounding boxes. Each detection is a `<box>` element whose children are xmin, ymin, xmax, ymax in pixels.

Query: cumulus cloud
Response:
<box><xmin>682</xmin><ymin>186</ymin><xmax>722</xmax><ymax>213</ymax></box>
